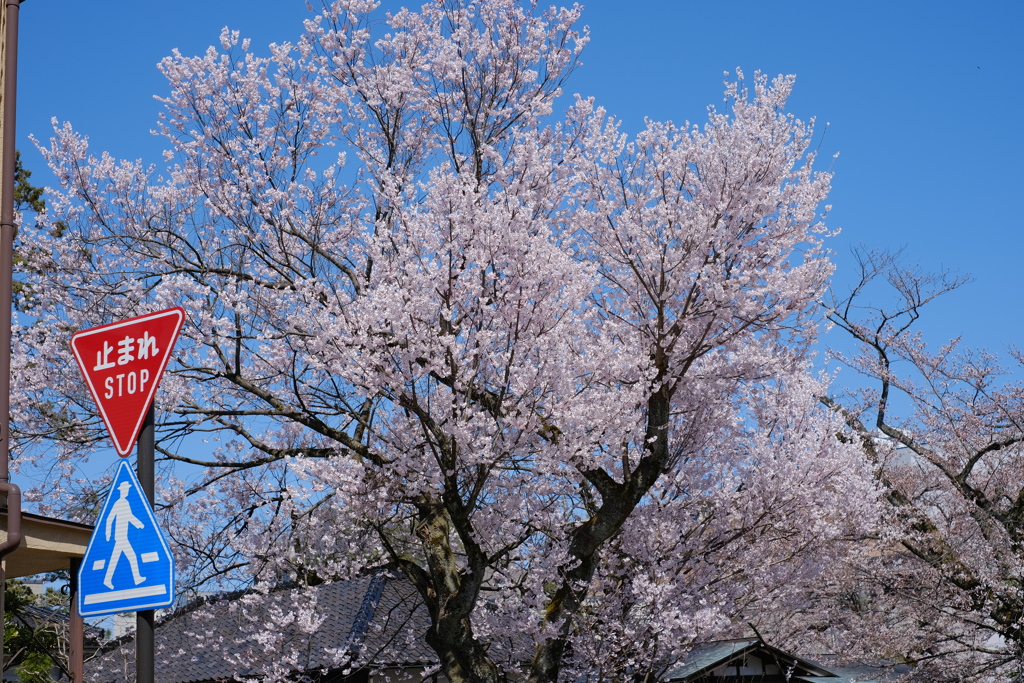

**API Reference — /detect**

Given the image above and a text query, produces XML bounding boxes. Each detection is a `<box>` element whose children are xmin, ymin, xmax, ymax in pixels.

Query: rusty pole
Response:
<box><xmin>69</xmin><ymin>558</ymin><xmax>83</xmax><ymax>683</ymax></box>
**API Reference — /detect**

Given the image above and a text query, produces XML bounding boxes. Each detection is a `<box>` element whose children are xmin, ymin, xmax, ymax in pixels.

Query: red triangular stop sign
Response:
<box><xmin>70</xmin><ymin>307</ymin><xmax>185</xmax><ymax>457</ymax></box>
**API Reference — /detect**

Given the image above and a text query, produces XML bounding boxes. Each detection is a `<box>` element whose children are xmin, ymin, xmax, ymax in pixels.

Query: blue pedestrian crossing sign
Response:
<box><xmin>78</xmin><ymin>460</ymin><xmax>175</xmax><ymax>617</ymax></box>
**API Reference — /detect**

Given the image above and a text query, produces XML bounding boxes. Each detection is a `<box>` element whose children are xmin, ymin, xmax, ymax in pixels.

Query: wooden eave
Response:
<box><xmin>0</xmin><ymin>508</ymin><xmax>94</xmax><ymax>578</ymax></box>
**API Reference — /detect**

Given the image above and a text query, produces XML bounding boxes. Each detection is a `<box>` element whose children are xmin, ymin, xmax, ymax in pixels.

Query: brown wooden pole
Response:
<box><xmin>69</xmin><ymin>557</ymin><xmax>83</xmax><ymax>683</ymax></box>
<box><xmin>0</xmin><ymin>0</ymin><xmax>18</xmax><ymax>483</ymax></box>
<box><xmin>0</xmin><ymin>5</ymin><xmax>22</xmax><ymax>676</ymax></box>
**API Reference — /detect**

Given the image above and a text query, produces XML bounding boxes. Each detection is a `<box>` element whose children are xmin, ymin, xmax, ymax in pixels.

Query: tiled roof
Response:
<box><xmin>359</xmin><ymin>572</ymin><xmax>435</xmax><ymax>664</ymax></box>
<box><xmin>662</xmin><ymin>638</ymin><xmax>843</xmax><ymax>681</ymax></box>
<box><xmin>87</xmin><ymin>570</ymin><xmax>435</xmax><ymax>683</ymax></box>
<box><xmin>820</xmin><ymin>664</ymin><xmax>914</xmax><ymax>682</ymax></box>
<box><xmin>15</xmin><ymin>602</ymin><xmax>105</xmax><ymax>642</ymax></box>
<box><xmin>87</xmin><ymin>579</ymin><xmax>903</xmax><ymax>683</ymax></box>
<box><xmin>661</xmin><ymin>639</ymin><xmax>760</xmax><ymax>680</ymax></box>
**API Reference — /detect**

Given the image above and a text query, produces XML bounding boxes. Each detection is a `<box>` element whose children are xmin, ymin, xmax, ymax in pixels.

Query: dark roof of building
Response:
<box><xmin>663</xmin><ymin>639</ymin><xmax>761</xmax><ymax>679</ymax></box>
<box><xmin>14</xmin><ymin>602</ymin><xmax>105</xmax><ymax>643</ymax></box>
<box><xmin>663</xmin><ymin>638</ymin><xmax>840</xmax><ymax>681</ymax></box>
<box><xmin>87</xmin><ymin>570</ymin><xmax>434</xmax><ymax>683</ymax></box>
<box><xmin>87</xmin><ymin>576</ymin><xmax>909</xmax><ymax>683</ymax></box>
<box><xmin>661</xmin><ymin>638</ymin><xmax>911</xmax><ymax>682</ymax></box>
<box><xmin>823</xmin><ymin>663</ymin><xmax>914</xmax><ymax>683</ymax></box>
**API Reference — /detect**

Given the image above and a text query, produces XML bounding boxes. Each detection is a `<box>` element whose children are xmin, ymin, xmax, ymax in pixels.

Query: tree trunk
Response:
<box><xmin>405</xmin><ymin>502</ymin><xmax>503</xmax><ymax>683</ymax></box>
<box><xmin>527</xmin><ymin>383</ymin><xmax>674</xmax><ymax>683</ymax></box>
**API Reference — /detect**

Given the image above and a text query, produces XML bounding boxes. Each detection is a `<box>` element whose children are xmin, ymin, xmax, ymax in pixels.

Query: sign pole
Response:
<box><xmin>136</xmin><ymin>404</ymin><xmax>155</xmax><ymax>683</ymax></box>
<box><xmin>68</xmin><ymin>557</ymin><xmax>83</xmax><ymax>683</ymax></box>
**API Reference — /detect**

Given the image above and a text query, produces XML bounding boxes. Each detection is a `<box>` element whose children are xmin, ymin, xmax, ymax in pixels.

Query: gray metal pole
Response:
<box><xmin>136</xmin><ymin>404</ymin><xmax>155</xmax><ymax>683</ymax></box>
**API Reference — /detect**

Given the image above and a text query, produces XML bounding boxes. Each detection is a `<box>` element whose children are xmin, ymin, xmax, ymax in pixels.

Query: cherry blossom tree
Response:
<box><xmin>11</xmin><ymin>1</ymin><xmax>875</xmax><ymax>681</ymax></box>
<box><xmin>822</xmin><ymin>249</ymin><xmax>1024</xmax><ymax>682</ymax></box>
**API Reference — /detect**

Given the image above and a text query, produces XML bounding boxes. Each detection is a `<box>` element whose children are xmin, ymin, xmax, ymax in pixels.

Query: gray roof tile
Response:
<box><xmin>662</xmin><ymin>639</ymin><xmax>759</xmax><ymax>680</ymax></box>
<box><xmin>87</xmin><ymin>571</ymin><xmax>434</xmax><ymax>683</ymax></box>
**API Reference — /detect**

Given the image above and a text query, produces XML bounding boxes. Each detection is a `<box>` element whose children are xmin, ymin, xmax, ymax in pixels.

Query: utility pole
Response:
<box><xmin>0</xmin><ymin>0</ymin><xmax>25</xmax><ymax>675</ymax></box>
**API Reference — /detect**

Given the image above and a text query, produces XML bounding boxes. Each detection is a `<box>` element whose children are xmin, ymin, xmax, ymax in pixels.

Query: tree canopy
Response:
<box><xmin>13</xmin><ymin>1</ymin><xmax>880</xmax><ymax>681</ymax></box>
<box><xmin>822</xmin><ymin>249</ymin><xmax>1024</xmax><ymax>681</ymax></box>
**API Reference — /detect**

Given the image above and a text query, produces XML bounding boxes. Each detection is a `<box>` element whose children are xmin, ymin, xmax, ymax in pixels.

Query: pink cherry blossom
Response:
<box><xmin>14</xmin><ymin>2</ymin><xmax>878</xmax><ymax>681</ymax></box>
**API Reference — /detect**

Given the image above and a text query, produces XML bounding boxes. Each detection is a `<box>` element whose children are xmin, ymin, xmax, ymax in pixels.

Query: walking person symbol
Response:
<box><xmin>103</xmin><ymin>481</ymin><xmax>146</xmax><ymax>589</ymax></box>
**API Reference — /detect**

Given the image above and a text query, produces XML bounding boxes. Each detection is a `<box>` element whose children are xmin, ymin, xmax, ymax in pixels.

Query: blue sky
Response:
<box><xmin>16</xmin><ymin>0</ymin><xmax>1024</xmax><ymax>360</ymax></box>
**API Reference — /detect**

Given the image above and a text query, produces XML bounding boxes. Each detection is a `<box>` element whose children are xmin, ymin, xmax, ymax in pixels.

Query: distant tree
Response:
<box><xmin>13</xmin><ymin>1</ymin><xmax>876</xmax><ymax>681</ymax></box>
<box><xmin>822</xmin><ymin>249</ymin><xmax>1024</xmax><ymax>682</ymax></box>
<box><xmin>38</xmin><ymin>570</ymin><xmax>70</xmax><ymax>610</ymax></box>
<box><xmin>14</xmin><ymin>150</ymin><xmax>44</xmax><ymax>214</ymax></box>
<box><xmin>3</xmin><ymin>581</ymin><xmax>61</xmax><ymax>683</ymax></box>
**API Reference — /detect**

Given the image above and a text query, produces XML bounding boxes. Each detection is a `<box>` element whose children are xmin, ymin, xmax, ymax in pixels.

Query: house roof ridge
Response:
<box><xmin>345</xmin><ymin>569</ymin><xmax>390</xmax><ymax>652</ymax></box>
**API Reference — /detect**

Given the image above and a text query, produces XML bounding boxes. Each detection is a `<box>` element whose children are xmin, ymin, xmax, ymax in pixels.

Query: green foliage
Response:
<box><xmin>10</xmin><ymin>154</ymin><xmax>60</xmax><ymax>306</ymax></box>
<box><xmin>38</xmin><ymin>587</ymin><xmax>68</xmax><ymax>610</ymax></box>
<box><xmin>13</xmin><ymin>651</ymin><xmax>55</xmax><ymax>683</ymax></box>
<box><xmin>3</xmin><ymin>581</ymin><xmax>63</xmax><ymax>682</ymax></box>
<box><xmin>14</xmin><ymin>151</ymin><xmax>44</xmax><ymax>214</ymax></box>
